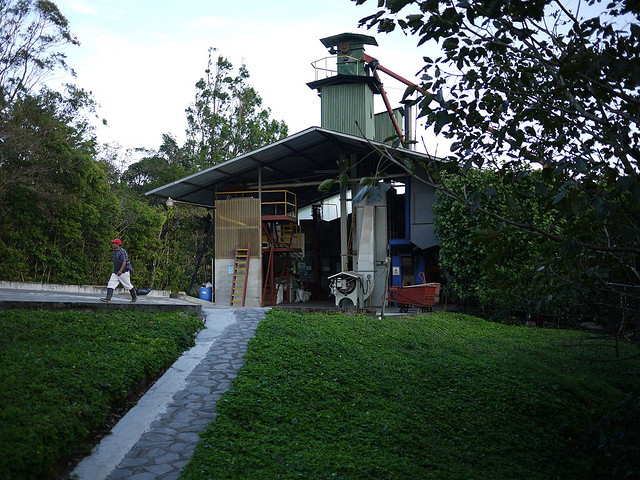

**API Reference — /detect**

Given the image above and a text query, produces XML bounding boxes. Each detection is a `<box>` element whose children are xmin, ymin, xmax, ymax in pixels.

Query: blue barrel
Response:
<box><xmin>199</xmin><ymin>286</ymin><xmax>212</xmax><ymax>301</ymax></box>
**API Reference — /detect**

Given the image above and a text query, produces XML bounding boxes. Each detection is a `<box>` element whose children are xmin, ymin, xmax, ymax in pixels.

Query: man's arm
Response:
<box><xmin>117</xmin><ymin>259</ymin><xmax>127</xmax><ymax>275</ymax></box>
<box><xmin>116</xmin><ymin>251</ymin><xmax>127</xmax><ymax>275</ymax></box>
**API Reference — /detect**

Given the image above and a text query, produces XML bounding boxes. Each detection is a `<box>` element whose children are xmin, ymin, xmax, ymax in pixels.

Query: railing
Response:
<box><xmin>261</xmin><ymin>190</ymin><xmax>297</xmax><ymax>218</ymax></box>
<box><xmin>216</xmin><ymin>189</ymin><xmax>297</xmax><ymax>219</ymax></box>
<box><xmin>311</xmin><ymin>55</ymin><xmax>367</xmax><ymax>81</ymax></box>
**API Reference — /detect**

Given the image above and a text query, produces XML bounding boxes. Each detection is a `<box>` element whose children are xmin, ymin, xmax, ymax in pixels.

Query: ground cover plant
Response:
<box><xmin>0</xmin><ymin>308</ymin><xmax>203</xmax><ymax>479</ymax></box>
<box><xmin>182</xmin><ymin>310</ymin><xmax>640</xmax><ymax>480</ymax></box>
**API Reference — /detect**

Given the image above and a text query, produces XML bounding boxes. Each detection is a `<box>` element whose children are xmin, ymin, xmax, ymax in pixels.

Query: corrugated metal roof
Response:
<box><xmin>145</xmin><ymin>126</ymin><xmax>437</xmax><ymax>209</ymax></box>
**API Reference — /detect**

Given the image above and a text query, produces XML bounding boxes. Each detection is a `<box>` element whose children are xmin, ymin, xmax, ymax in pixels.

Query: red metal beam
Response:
<box><xmin>372</xmin><ymin>69</ymin><xmax>406</xmax><ymax>147</ymax></box>
<box><xmin>362</xmin><ymin>52</ymin><xmax>434</xmax><ymax>147</ymax></box>
<box><xmin>363</xmin><ymin>53</ymin><xmax>430</xmax><ymax>96</ymax></box>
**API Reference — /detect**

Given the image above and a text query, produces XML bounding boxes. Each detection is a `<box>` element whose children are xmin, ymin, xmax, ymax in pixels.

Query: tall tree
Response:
<box><xmin>120</xmin><ymin>134</ymin><xmax>196</xmax><ymax>194</ymax></box>
<box><xmin>117</xmin><ymin>50</ymin><xmax>290</xmax><ymax>293</ymax></box>
<box><xmin>185</xmin><ymin>48</ymin><xmax>288</xmax><ymax>168</ymax></box>
<box><xmin>353</xmin><ymin>0</ymin><xmax>640</xmax><ymax>332</ymax></box>
<box><xmin>0</xmin><ymin>0</ymin><xmax>78</xmax><ymax>115</ymax></box>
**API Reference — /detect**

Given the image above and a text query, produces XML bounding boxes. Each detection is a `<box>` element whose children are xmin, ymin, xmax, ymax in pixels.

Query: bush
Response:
<box><xmin>433</xmin><ymin>169</ymin><xmax>557</xmax><ymax>319</ymax></box>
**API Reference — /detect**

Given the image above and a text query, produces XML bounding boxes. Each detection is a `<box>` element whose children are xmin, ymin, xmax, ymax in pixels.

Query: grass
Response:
<box><xmin>181</xmin><ymin>310</ymin><xmax>640</xmax><ymax>480</ymax></box>
<box><xmin>0</xmin><ymin>308</ymin><xmax>203</xmax><ymax>480</ymax></box>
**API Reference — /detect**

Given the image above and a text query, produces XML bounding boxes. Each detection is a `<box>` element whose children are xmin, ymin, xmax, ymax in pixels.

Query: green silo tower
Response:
<box><xmin>308</xmin><ymin>33</ymin><xmax>381</xmax><ymax>139</ymax></box>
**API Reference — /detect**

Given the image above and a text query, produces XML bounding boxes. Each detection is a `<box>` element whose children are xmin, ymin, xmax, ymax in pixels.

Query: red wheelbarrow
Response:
<box><xmin>388</xmin><ymin>282</ymin><xmax>441</xmax><ymax>313</ymax></box>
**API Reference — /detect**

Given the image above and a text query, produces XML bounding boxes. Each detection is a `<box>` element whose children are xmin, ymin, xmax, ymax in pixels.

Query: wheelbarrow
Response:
<box><xmin>388</xmin><ymin>282</ymin><xmax>441</xmax><ymax>313</ymax></box>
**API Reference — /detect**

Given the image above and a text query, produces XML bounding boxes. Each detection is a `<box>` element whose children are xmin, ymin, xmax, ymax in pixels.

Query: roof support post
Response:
<box><xmin>339</xmin><ymin>154</ymin><xmax>349</xmax><ymax>271</ymax></box>
<box><xmin>258</xmin><ymin>165</ymin><xmax>262</xmax><ymax>207</ymax></box>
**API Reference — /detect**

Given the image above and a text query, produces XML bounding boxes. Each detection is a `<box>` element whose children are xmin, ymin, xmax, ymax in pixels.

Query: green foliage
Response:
<box><xmin>150</xmin><ymin>204</ymin><xmax>213</xmax><ymax>293</ymax></box>
<box><xmin>182</xmin><ymin>310</ymin><xmax>640</xmax><ymax>480</ymax></box>
<box><xmin>595</xmin><ymin>394</ymin><xmax>640</xmax><ymax>480</ymax></box>
<box><xmin>433</xmin><ymin>168</ymin><xmax>560</xmax><ymax>319</ymax></box>
<box><xmin>0</xmin><ymin>87</ymin><xmax>119</xmax><ymax>284</ymax></box>
<box><xmin>354</xmin><ymin>0</ymin><xmax>640</xmax><ymax>331</ymax></box>
<box><xmin>0</xmin><ymin>308</ymin><xmax>203</xmax><ymax>480</ymax></box>
<box><xmin>108</xmin><ymin>186</ymin><xmax>167</xmax><ymax>288</ymax></box>
<box><xmin>0</xmin><ymin>0</ymin><xmax>78</xmax><ymax>114</ymax></box>
<box><xmin>120</xmin><ymin>134</ymin><xmax>198</xmax><ymax>194</ymax></box>
<box><xmin>432</xmin><ymin>166</ymin><xmax>638</xmax><ymax>327</ymax></box>
<box><xmin>184</xmin><ymin>48</ymin><xmax>288</xmax><ymax>168</ymax></box>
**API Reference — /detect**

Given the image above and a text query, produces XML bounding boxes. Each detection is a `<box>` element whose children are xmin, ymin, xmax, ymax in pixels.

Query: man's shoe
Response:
<box><xmin>130</xmin><ymin>288</ymin><xmax>138</xmax><ymax>303</ymax></box>
<box><xmin>101</xmin><ymin>288</ymin><xmax>114</xmax><ymax>303</ymax></box>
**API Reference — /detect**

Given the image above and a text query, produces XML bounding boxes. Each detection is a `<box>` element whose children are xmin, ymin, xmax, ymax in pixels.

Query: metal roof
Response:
<box><xmin>145</xmin><ymin>126</ymin><xmax>436</xmax><ymax>209</ymax></box>
<box><xmin>320</xmin><ymin>32</ymin><xmax>378</xmax><ymax>48</ymax></box>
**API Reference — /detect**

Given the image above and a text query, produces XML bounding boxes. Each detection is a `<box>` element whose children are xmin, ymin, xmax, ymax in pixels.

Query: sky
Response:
<box><xmin>52</xmin><ymin>0</ymin><xmax>447</xmax><ymax>157</ymax></box>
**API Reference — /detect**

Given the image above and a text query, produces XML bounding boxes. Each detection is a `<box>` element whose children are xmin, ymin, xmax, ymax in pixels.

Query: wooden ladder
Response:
<box><xmin>230</xmin><ymin>244</ymin><xmax>250</xmax><ymax>306</ymax></box>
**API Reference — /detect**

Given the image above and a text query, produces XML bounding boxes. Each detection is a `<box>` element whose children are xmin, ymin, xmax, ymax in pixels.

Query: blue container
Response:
<box><xmin>199</xmin><ymin>286</ymin><xmax>212</xmax><ymax>302</ymax></box>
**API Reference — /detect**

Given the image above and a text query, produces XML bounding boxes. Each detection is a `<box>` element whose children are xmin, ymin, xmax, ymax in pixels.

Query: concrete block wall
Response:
<box><xmin>0</xmin><ymin>281</ymin><xmax>171</xmax><ymax>297</ymax></box>
<box><xmin>215</xmin><ymin>259</ymin><xmax>262</xmax><ymax>307</ymax></box>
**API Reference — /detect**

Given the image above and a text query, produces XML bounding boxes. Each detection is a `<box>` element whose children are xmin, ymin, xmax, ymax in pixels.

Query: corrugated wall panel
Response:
<box><xmin>321</xmin><ymin>84</ymin><xmax>375</xmax><ymax>138</ymax></box>
<box><xmin>410</xmin><ymin>177</ymin><xmax>437</xmax><ymax>249</ymax></box>
<box><xmin>374</xmin><ymin>108</ymin><xmax>403</xmax><ymax>144</ymax></box>
<box><xmin>215</xmin><ymin>198</ymin><xmax>261</xmax><ymax>259</ymax></box>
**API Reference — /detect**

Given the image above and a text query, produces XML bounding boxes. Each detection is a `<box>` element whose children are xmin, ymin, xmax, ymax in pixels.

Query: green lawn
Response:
<box><xmin>1</xmin><ymin>308</ymin><xmax>638</xmax><ymax>480</ymax></box>
<box><xmin>181</xmin><ymin>310</ymin><xmax>640</xmax><ymax>480</ymax></box>
<box><xmin>0</xmin><ymin>309</ymin><xmax>203</xmax><ymax>479</ymax></box>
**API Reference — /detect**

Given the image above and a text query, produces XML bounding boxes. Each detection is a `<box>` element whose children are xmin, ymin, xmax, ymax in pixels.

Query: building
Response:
<box><xmin>146</xmin><ymin>33</ymin><xmax>440</xmax><ymax>308</ymax></box>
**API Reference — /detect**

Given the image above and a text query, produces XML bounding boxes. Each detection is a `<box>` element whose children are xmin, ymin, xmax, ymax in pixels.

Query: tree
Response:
<box><xmin>185</xmin><ymin>48</ymin><xmax>288</xmax><ymax>168</ymax></box>
<box><xmin>354</xmin><ymin>0</ymin><xmax>639</xmax><ymax>333</ymax></box>
<box><xmin>0</xmin><ymin>0</ymin><xmax>82</xmax><ymax>202</ymax></box>
<box><xmin>433</xmin><ymin>168</ymin><xmax>572</xmax><ymax>323</ymax></box>
<box><xmin>120</xmin><ymin>134</ymin><xmax>196</xmax><ymax>193</ymax></box>
<box><xmin>0</xmin><ymin>86</ymin><xmax>118</xmax><ymax>284</ymax></box>
<box><xmin>0</xmin><ymin>0</ymin><xmax>78</xmax><ymax>115</ymax></box>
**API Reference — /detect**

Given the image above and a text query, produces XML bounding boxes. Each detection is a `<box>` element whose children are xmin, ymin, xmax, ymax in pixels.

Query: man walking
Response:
<box><xmin>100</xmin><ymin>238</ymin><xmax>137</xmax><ymax>303</ymax></box>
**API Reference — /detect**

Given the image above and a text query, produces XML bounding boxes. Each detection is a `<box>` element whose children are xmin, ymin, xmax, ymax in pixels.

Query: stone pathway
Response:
<box><xmin>72</xmin><ymin>307</ymin><xmax>267</xmax><ymax>480</ymax></box>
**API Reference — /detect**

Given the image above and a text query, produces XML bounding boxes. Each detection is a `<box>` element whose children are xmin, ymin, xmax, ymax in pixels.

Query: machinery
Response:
<box><xmin>361</xmin><ymin>51</ymin><xmax>430</xmax><ymax>149</ymax></box>
<box><xmin>329</xmin><ymin>204</ymin><xmax>378</xmax><ymax>308</ymax></box>
<box><xmin>328</xmin><ymin>271</ymin><xmax>373</xmax><ymax>308</ymax></box>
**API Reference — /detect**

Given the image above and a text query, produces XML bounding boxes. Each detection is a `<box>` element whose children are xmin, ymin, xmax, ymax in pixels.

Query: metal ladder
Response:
<box><xmin>277</xmin><ymin>222</ymin><xmax>295</xmax><ymax>247</ymax></box>
<box><xmin>230</xmin><ymin>244</ymin><xmax>251</xmax><ymax>306</ymax></box>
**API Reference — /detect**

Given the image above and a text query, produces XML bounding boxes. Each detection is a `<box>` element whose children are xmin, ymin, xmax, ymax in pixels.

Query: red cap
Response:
<box><xmin>111</xmin><ymin>238</ymin><xmax>122</xmax><ymax>245</ymax></box>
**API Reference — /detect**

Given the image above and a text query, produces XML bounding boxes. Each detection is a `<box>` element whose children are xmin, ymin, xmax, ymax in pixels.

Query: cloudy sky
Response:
<box><xmin>53</xmin><ymin>0</ymin><xmax>446</xmax><ymax>155</ymax></box>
